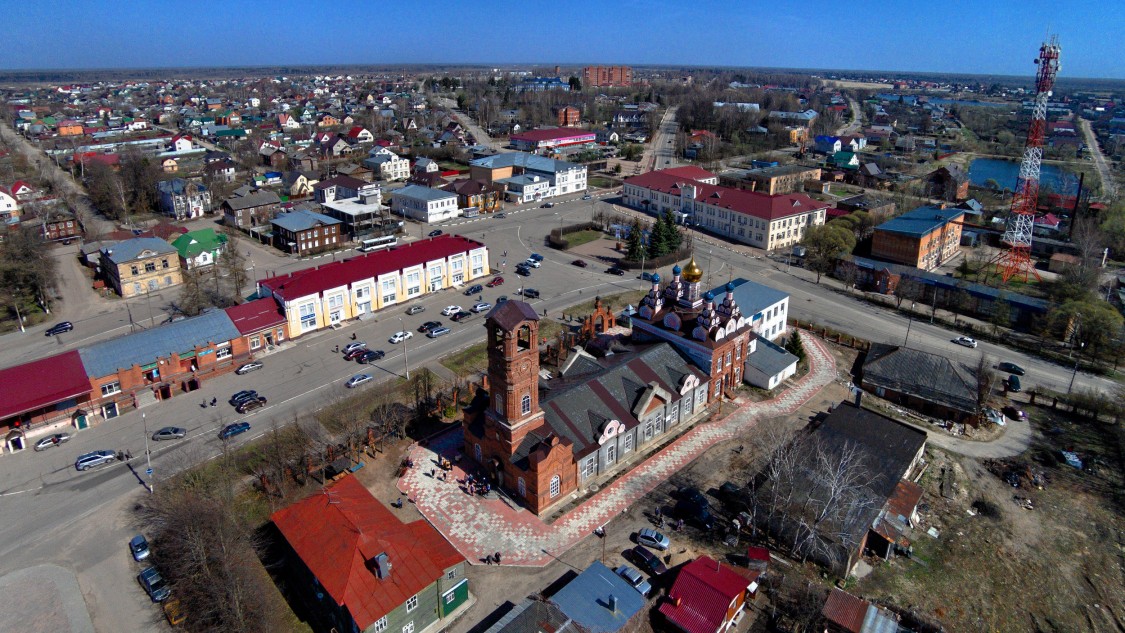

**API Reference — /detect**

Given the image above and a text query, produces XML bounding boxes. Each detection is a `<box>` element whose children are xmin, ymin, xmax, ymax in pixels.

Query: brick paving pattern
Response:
<box><xmin>398</xmin><ymin>332</ymin><xmax>836</xmax><ymax>567</ymax></box>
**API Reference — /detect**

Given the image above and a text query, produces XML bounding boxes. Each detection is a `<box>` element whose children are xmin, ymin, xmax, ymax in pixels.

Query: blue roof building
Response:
<box><xmin>78</xmin><ymin>309</ymin><xmax>241</xmax><ymax>378</ymax></box>
<box><xmin>550</xmin><ymin>562</ymin><xmax>644</xmax><ymax>633</ymax></box>
<box><xmin>871</xmin><ymin>206</ymin><xmax>965</xmax><ymax>270</ymax></box>
<box><xmin>270</xmin><ymin>209</ymin><xmax>343</xmax><ymax>256</ymax></box>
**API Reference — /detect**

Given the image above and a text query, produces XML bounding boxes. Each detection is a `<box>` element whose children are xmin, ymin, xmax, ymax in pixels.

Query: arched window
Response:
<box><xmin>517</xmin><ymin>325</ymin><xmax>531</xmax><ymax>351</ymax></box>
<box><xmin>495</xmin><ymin>394</ymin><xmax>504</xmax><ymax>415</ymax></box>
<box><xmin>549</xmin><ymin>475</ymin><xmax>560</xmax><ymax>498</ymax></box>
<box><xmin>521</xmin><ymin>394</ymin><xmax>531</xmax><ymax>415</ymax></box>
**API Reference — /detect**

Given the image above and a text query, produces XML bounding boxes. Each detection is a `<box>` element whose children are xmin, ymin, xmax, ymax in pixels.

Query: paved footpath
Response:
<box><xmin>398</xmin><ymin>332</ymin><xmax>837</xmax><ymax>567</ymax></box>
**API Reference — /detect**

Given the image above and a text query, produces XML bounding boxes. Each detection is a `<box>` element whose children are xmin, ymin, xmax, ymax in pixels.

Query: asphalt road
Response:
<box><xmin>0</xmin><ymin>191</ymin><xmax>1111</xmax><ymax>632</ymax></box>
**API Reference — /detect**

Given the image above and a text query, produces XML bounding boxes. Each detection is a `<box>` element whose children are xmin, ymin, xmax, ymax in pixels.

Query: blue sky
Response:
<box><xmin>2</xmin><ymin>0</ymin><xmax>1123</xmax><ymax>78</ymax></box>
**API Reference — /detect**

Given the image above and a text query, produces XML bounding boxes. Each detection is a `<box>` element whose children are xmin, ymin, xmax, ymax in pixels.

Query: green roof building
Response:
<box><xmin>171</xmin><ymin>228</ymin><xmax>228</xmax><ymax>270</ymax></box>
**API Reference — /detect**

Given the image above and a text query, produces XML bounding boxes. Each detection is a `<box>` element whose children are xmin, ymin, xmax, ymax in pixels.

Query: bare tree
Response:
<box><xmin>976</xmin><ymin>354</ymin><xmax>996</xmax><ymax>410</ymax></box>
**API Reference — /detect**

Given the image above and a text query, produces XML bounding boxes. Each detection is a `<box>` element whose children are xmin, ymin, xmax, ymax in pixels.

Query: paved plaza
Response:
<box><xmin>398</xmin><ymin>332</ymin><xmax>837</xmax><ymax>566</ymax></box>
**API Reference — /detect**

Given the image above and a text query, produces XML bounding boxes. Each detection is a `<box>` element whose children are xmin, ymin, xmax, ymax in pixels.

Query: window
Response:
<box><xmin>299</xmin><ymin>303</ymin><xmax>317</xmax><ymax>331</ymax></box>
<box><xmin>406</xmin><ymin>595</ymin><xmax>418</xmax><ymax>612</ymax></box>
<box><xmin>250</xmin><ymin>335</ymin><xmax>261</xmax><ymax>350</ymax></box>
<box><xmin>471</xmin><ymin>254</ymin><xmax>484</xmax><ymax>275</ymax></box>
<box><xmin>130</xmin><ymin>265</ymin><xmax>139</xmax><ymax>275</ymax></box>
<box><xmin>402</xmin><ymin>622</ymin><xmax>414</xmax><ymax>633</ymax></box>
<box><xmin>474</xmin><ymin>443</ymin><xmax>482</xmax><ymax>462</ymax></box>
<box><xmin>406</xmin><ymin>271</ymin><xmax>421</xmax><ymax>296</ymax></box>
<box><xmin>162</xmin><ymin>259</ymin><xmax>169</xmax><ymax>269</ymax></box>
<box><xmin>714</xmin><ymin>381</ymin><xmax>722</xmax><ymax>397</ymax></box>
<box><xmin>494</xmin><ymin>394</ymin><xmax>503</xmax><ymax>415</ymax></box>
<box><xmin>382</xmin><ymin>279</ymin><xmax>397</xmax><ymax>304</ymax></box>
<box><xmin>446</xmin><ymin>568</ymin><xmax>457</xmax><ymax>580</ymax></box>
<box><xmin>100</xmin><ymin>381</ymin><xmax>121</xmax><ymax>396</ymax></box>
<box><xmin>606</xmin><ymin>444</ymin><xmax>616</xmax><ymax>464</ymax></box>
<box><xmin>374</xmin><ymin>618</ymin><xmax>388</xmax><ymax>633</ymax></box>
<box><xmin>216</xmin><ymin>345</ymin><xmax>232</xmax><ymax>360</ymax></box>
<box><xmin>550</xmin><ymin>475</ymin><xmax>561</xmax><ymax>497</ymax></box>
<box><xmin>521</xmin><ymin>394</ymin><xmax>531</xmax><ymax>415</ymax></box>
<box><xmin>517</xmin><ymin>477</ymin><xmax>526</xmax><ymax>498</ymax></box>
<box><xmin>145</xmin><ymin>262</ymin><xmax>156</xmax><ymax>273</ymax></box>
<box><xmin>623</xmin><ymin>434</ymin><xmax>633</xmax><ymax>453</ymax></box>
<box><xmin>735</xmin><ymin>344</ymin><xmax>741</xmax><ymax>360</ymax></box>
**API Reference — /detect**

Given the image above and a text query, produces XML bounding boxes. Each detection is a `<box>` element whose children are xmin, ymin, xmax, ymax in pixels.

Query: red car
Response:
<box><xmin>487</xmin><ymin>276</ymin><xmax>504</xmax><ymax>287</ymax></box>
<box><xmin>571</xmin><ymin>259</ymin><xmax>588</xmax><ymax>268</ymax></box>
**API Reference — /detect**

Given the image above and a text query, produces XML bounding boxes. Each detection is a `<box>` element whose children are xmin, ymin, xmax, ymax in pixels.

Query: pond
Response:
<box><xmin>968</xmin><ymin>157</ymin><xmax>1078</xmax><ymax>194</ymax></box>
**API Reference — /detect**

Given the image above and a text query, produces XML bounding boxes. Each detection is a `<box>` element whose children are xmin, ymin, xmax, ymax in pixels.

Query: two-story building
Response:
<box><xmin>364</xmin><ymin>148</ymin><xmax>410</xmax><ymax>182</ymax></box>
<box><xmin>272</xmin><ymin>476</ymin><xmax>469</xmax><ymax>633</ymax></box>
<box><xmin>222</xmin><ymin>190</ymin><xmax>281</xmax><ymax>230</ymax></box>
<box><xmin>623</xmin><ymin>168</ymin><xmax>828</xmax><ymax>251</ymax></box>
<box><xmin>256</xmin><ymin>235</ymin><xmax>489</xmax><ymax>338</ymax></box>
<box><xmin>157</xmin><ymin>178</ymin><xmax>211</xmax><ymax>220</ymax></box>
<box><xmin>441</xmin><ymin>179</ymin><xmax>505</xmax><ymax>213</ymax></box>
<box><xmin>99</xmin><ymin>237</ymin><xmax>182</xmax><ymax>298</ymax></box>
<box><xmin>391</xmin><ymin>185</ymin><xmax>460</xmax><ymax>223</ymax></box>
<box><xmin>271</xmin><ymin>209</ymin><xmax>343</xmax><ymax>256</ymax></box>
<box><xmin>469</xmin><ymin>152</ymin><xmax>587</xmax><ymax>201</ymax></box>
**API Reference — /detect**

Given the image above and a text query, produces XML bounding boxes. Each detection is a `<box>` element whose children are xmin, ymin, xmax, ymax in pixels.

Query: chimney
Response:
<box><xmin>608</xmin><ymin>595</ymin><xmax>618</xmax><ymax>613</ymax></box>
<box><xmin>372</xmin><ymin>552</ymin><xmax>392</xmax><ymax>579</ymax></box>
<box><xmin>854</xmin><ymin>389</ymin><xmax>863</xmax><ymax>408</ymax></box>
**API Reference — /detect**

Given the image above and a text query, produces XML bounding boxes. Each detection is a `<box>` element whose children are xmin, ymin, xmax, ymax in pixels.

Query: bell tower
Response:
<box><xmin>484</xmin><ymin>302</ymin><xmax>545</xmax><ymax>443</ymax></box>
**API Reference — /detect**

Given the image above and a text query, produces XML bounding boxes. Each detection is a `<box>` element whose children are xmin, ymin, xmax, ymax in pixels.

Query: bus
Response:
<box><xmin>357</xmin><ymin>235</ymin><xmax>398</xmax><ymax>253</ymax></box>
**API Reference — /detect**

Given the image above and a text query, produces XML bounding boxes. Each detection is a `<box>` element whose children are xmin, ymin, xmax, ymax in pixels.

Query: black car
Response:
<box><xmin>464</xmin><ymin>284</ymin><xmax>484</xmax><ymax>295</ymax></box>
<box><xmin>675</xmin><ymin>488</ymin><xmax>716</xmax><ymax>530</ymax></box>
<box><xmin>428</xmin><ymin>229</ymin><xmax>444</xmax><ymax>237</ymax></box>
<box><xmin>522</xmin><ymin>288</ymin><xmax>540</xmax><ymax>299</ymax></box>
<box><xmin>629</xmin><ymin>545</ymin><xmax>668</xmax><ymax>576</ymax></box>
<box><xmin>236</xmin><ymin>397</ymin><xmax>267</xmax><ymax>414</ymax></box>
<box><xmin>514</xmin><ymin>266</ymin><xmax>531</xmax><ymax>277</ymax></box>
<box><xmin>229</xmin><ymin>390</ymin><xmax>258</xmax><ymax>406</ymax></box>
<box><xmin>450</xmin><ymin>310</ymin><xmax>472</xmax><ymax>322</ymax></box>
<box><xmin>358</xmin><ymin>350</ymin><xmax>385</xmax><ymax>364</ymax></box>
<box><xmin>45</xmin><ymin>321</ymin><xmax>74</xmax><ymax>336</ymax></box>
<box><xmin>606</xmin><ymin>267</ymin><xmax>625</xmax><ymax>276</ymax></box>
<box><xmin>418</xmin><ymin>320</ymin><xmax>443</xmax><ymax>333</ymax></box>
<box><xmin>998</xmin><ymin>361</ymin><xmax>1025</xmax><ymax>376</ymax></box>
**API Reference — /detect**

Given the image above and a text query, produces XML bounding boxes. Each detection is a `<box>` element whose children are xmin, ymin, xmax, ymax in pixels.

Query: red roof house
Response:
<box><xmin>658</xmin><ymin>556</ymin><xmax>758</xmax><ymax>633</ymax></box>
<box><xmin>0</xmin><ymin>350</ymin><xmax>92</xmax><ymax>430</ymax></box>
<box><xmin>271</xmin><ymin>476</ymin><xmax>467</xmax><ymax>632</ymax></box>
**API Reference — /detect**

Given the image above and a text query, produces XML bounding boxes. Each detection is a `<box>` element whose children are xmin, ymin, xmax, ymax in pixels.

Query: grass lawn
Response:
<box><xmin>441</xmin><ymin>343</ymin><xmax>488</xmax><ymax>377</ymax></box>
<box><xmin>589</xmin><ymin>176</ymin><xmax>618</xmax><ymax>188</ymax></box>
<box><xmin>563</xmin><ymin>230</ymin><xmax>604</xmax><ymax>248</ymax></box>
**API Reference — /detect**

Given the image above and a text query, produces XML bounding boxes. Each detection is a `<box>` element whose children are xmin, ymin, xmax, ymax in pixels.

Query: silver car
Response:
<box><xmin>152</xmin><ymin>427</ymin><xmax>187</xmax><ymax>441</ymax></box>
<box><xmin>34</xmin><ymin>433</ymin><xmax>71</xmax><ymax>451</ymax></box>
<box><xmin>614</xmin><ymin>565</ymin><xmax>652</xmax><ymax>597</ymax></box>
<box><xmin>75</xmin><ymin>450</ymin><xmax>117</xmax><ymax>471</ymax></box>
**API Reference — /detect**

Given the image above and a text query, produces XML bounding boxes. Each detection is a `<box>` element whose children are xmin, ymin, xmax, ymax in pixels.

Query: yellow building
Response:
<box><xmin>257</xmin><ymin>235</ymin><xmax>490</xmax><ymax>338</ymax></box>
<box><xmin>99</xmin><ymin>238</ymin><xmax>183</xmax><ymax>298</ymax></box>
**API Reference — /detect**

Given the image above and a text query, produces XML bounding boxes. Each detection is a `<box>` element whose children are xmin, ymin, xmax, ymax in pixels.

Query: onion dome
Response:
<box><xmin>681</xmin><ymin>256</ymin><xmax>703</xmax><ymax>283</ymax></box>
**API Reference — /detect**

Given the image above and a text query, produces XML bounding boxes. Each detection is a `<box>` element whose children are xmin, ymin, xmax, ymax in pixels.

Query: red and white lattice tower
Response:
<box><xmin>997</xmin><ymin>36</ymin><xmax>1061</xmax><ymax>282</ymax></box>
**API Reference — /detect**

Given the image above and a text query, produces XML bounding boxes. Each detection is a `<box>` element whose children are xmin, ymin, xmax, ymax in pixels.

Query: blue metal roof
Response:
<box><xmin>875</xmin><ymin>206</ymin><xmax>964</xmax><ymax>238</ymax></box>
<box><xmin>707</xmin><ymin>277</ymin><xmax>789</xmax><ymax>320</ymax></box>
<box><xmin>78</xmin><ymin>310</ymin><xmax>241</xmax><ymax>377</ymax></box>
<box><xmin>747</xmin><ymin>334</ymin><xmax>799</xmax><ymax>376</ymax></box>
<box><xmin>470</xmin><ymin>151</ymin><xmax>580</xmax><ymax>174</ymax></box>
<box><xmin>103</xmin><ymin>237</ymin><xmax>177</xmax><ymax>264</ymax></box>
<box><xmin>551</xmin><ymin>562</ymin><xmax>644</xmax><ymax>633</ymax></box>
<box><xmin>271</xmin><ymin>209</ymin><xmax>341</xmax><ymax>232</ymax></box>
<box><xmin>394</xmin><ymin>184</ymin><xmax>457</xmax><ymax>202</ymax></box>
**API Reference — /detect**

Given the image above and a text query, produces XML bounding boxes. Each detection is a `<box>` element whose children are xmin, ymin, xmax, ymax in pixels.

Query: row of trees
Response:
<box><xmin>177</xmin><ymin>230</ymin><xmax>251</xmax><ymax>315</ymax></box>
<box><xmin>0</xmin><ymin>226</ymin><xmax>59</xmax><ymax>327</ymax></box>
<box><xmin>83</xmin><ymin>148</ymin><xmax>163</xmax><ymax>223</ymax></box>
<box><xmin>623</xmin><ymin>210</ymin><xmax>685</xmax><ymax>262</ymax></box>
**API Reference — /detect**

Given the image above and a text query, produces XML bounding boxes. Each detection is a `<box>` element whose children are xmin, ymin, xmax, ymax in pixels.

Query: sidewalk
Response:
<box><xmin>398</xmin><ymin>332</ymin><xmax>837</xmax><ymax>566</ymax></box>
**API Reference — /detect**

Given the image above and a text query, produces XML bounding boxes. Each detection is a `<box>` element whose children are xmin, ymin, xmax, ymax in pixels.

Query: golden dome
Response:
<box><xmin>682</xmin><ymin>256</ymin><xmax>704</xmax><ymax>283</ymax></box>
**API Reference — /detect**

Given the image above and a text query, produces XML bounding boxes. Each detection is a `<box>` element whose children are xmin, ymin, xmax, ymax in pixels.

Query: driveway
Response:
<box><xmin>897</xmin><ymin>414</ymin><xmax>1033</xmax><ymax>459</ymax></box>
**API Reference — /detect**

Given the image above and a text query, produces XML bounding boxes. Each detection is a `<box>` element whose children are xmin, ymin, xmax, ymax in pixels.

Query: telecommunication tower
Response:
<box><xmin>996</xmin><ymin>36</ymin><xmax>1061</xmax><ymax>282</ymax></box>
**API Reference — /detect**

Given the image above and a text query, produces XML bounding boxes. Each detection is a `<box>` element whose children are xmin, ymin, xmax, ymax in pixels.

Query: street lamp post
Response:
<box><xmin>1067</xmin><ymin>343</ymin><xmax>1086</xmax><ymax>394</ymax></box>
<box><xmin>399</xmin><ymin>317</ymin><xmax>411</xmax><ymax>379</ymax></box>
<box><xmin>903</xmin><ymin>302</ymin><xmax>916</xmax><ymax>347</ymax></box>
<box><xmin>142</xmin><ymin>412</ymin><xmax>153</xmax><ymax>494</ymax></box>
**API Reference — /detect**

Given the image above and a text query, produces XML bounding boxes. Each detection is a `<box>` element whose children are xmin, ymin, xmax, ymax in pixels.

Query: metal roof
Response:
<box><xmin>550</xmin><ymin>562</ymin><xmax>644</xmax><ymax>633</ymax></box>
<box><xmin>862</xmin><ymin>343</ymin><xmax>979</xmax><ymax>415</ymax></box>
<box><xmin>482</xmin><ymin>599</ymin><xmax>575</xmax><ymax>633</ymax></box>
<box><xmin>102</xmin><ymin>237</ymin><xmax>176</xmax><ymax>264</ymax></box>
<box><xmin>0</xmin><ymin>351</ymin><xmax>90</xmax><ymax>420</ymax></box>
<box><xmin>393</xmin><ymin>184</ymin><xmax>457</xmax><ymax>202</ymax></box>
<box><xmin>469</xmin><ymin>151</ymin><xmax>581</xmax><ymax>174</ymax></box>
<box><xmin>78</xmin><ymin>310</ymin><xmax>241</xmax><ymax>377</ymax></box>
<box><xmin>746</xmin><ymin>334</ymin><xmax>798</xmax><ymax>376</ymax></box>
<box><xmin>707</xmin><ymin>278</ymin><xmax>788</xmax><ymax>321</ymax></box>
<box><xmin>271</xmin><ymin>209</ymin><xmax>341</xmax><ymax>232</ymax></box>
<box><xmin>875</xmin><ymin>205</ymin><xmax>964</xmax><ymax>238</ymax></box>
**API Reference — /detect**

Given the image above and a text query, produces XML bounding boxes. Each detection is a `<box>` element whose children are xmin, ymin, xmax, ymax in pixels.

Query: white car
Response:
<box><xmin>523</xmin><ymin>259</ymin><xmax>541</xmax><ymax>268</ymax></box>
<box><xmin>441</xmin><ymin>305</ymin><xmax>462</xmax><ymax>317</ymax></box>
<box><xmin>346</xmin><ymin>374</ymin><xmax>373</xmax><ymax>388</ymax></box>
<box><xmin>954</xmin><ymin>336</ymin><xmax>977</xmax><ymax>348</ymax></box>
<box><xmin>343</xmin><ymin>341</ymin><xmax>367</xmax><ymax>354</ymax></box>
<box><xmin>389</xmin><ymin>331</ymin><xmax>414</xmax><ymax>344</ymax></box>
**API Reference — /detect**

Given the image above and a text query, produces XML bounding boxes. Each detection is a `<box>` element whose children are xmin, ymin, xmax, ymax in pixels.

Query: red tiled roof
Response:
<box><xmin>510</xmin><ymin>127</ymin><xmax>595</xmax><ymax>142</ymax></box>
<box><xmin>821</xmin><ymin>588</ymin><xmax>869</xmax><ymax>633</ymax></box>
<box><xmin>0</xmin><ymin>350</ymin><xmax>91</xmax><ymax>422</ymax></box>
<box><xmin>259</xmin><ymin>235</ymin><xmax>485</xmax><ymax>301</ymax></box>
<box><xmin>271</xmin><ymin>476</ymin><xmax>464</xmax><ymax>630</ymax></box>
<box><xmin>626</xmin><ymin>171</ymin><xmax>828</xmax><ymax>222</ymax></box>
<box><xmin>224</xmin><ymin>298</ymin><xmax>285</xmax><ymax>335</ymax></box>
<box><xmin>658</xmin><ymin>556</ymin><xmax>753</xmax><ymax>633</ymax></box>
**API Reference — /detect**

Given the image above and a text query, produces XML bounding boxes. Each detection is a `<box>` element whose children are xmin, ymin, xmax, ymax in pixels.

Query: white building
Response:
<box><xmin>391</xmin><ymin>185</ymin><xmax>460</xmax><ymax>223</ymax></box>
<box><xmin>708</xmin><ymin>277</ymin><xmax>796</xmax><ymax>389</ymax></box>
<box><xmin>468</xmin><ymin>152</ymin><xmax>587</xmax><ymax>200</ymax></box>
<box><xmin>364</xmin><ymin>148</ymin><xmax>410</xmax><ymax>181</ymax></box>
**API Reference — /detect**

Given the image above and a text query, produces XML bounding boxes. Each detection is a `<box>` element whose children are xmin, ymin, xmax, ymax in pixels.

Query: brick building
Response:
<box><xmin>582</xmin><ymin>66</ymin><xmax>633</xmax><ymax>87</ymax></box>
<box><xmin>870</xmin><ymin>206</ymin><xmax>964</xmax><ymax>270</ymax></box>
<box><xmin>552</xmin><ymin>106</ymin><xmax>581</xmax><ymax>127</ymax></box>
<box><xmin>725</xmin><ymin>164</ymin><xmax>822</xmax><ymax>195</ymax></box>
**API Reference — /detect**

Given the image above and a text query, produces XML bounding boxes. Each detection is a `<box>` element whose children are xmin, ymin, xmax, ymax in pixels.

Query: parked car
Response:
<box><xmin>358</xmin><ymin>350</ymin><xmax>385</xmax><ymax>364</ymax></box>
<box><xmin>571</xmin><ymin>259</ymin><xmax>588</xmax><ymax>268</ymax></box>
<box><xmin>998</xmin><ymin>361</ymin><xmax>1025</xmax><ymax>376</ymax></box>
<box><xmin>218</xmin><ymin>422</ymin><xmax>251</xmax><ymax>440</ymax></box>
<box><xmin>138</xmin><ymin>566</ymin><xmax>171</xmax><ymax>602</ymax></box>
<box><xmin>34</xmin><ymin>433</ymin><xmax>71</xmax><ymax>451</ymax></box>
<box><xmin>427</xmin><ymin>326</ymin><xmax>452</xmax><ymax>338</ymax></box>
<box><xmin>464</xmin><ymin>284</ymin><xmax>484</xmax><ymax>295</ymax></box>
<box><xmin>442</xmin><ymin>305</ymin><xmax>462</xmax><ymax>316</ymax></box>
<box><xmin>675</xmin><ymin>487</ymin><xmax>716</xmax><ymax>530</ymax></box>
<box><xmin>582</xmin><ymin>194</ymin><xmax>592</xmax><ymax>200</ymax></box>
<box><xmin>418</xmin><ymin>321</ymin><xmax>443</xmax><ymax>333</ymax></box>
<box><xmin>45</xmin><ymin>321</ymin><xmax>74</xmax><ymax>336</ymax></box>
<box><xmin>1006</xmin><ymin>374</ymin><xmax>1022</xmax><ymax>392</ymax></box>
<box><xmin>953</xmin><ymin>336</ymin><xmax>977</xmax><ymax>348</ymax></box>
<box><xmin>529</xmin><ymin>253</ymin><xmax>544</xmax><ymax>262</ymax></box>
<box><xmin>494</xmin><ymin>212</ymin><xmax>507</xmax><ymax>219</ymax></box>
<box><xmin>635</xmin><ymin>528</ymin><xmax>670</xmax><ymax>550</ymax></box>
<box><xmin>389</xmin><ymin>331</ymin><xmax>413</xmax><ymax>344</ymax></box>
<box><xmin>343</xmin><ymin>341</ymin><xmax>367</xmax><ymax>355</ymax></box>
<box><xmin>346</xmin><ymin>374</ymin><xmax>373</xmax><ymax>388</ymax></box>
<box><xmin>344</xmin><ymin>347</ymin><xmax>369</xmax><ymax>361</ymax></box>
<box><xmin>606</xmin><ymin>267</ymin><xmax>625</xmax><ymax>276</ymax></box>
<box><xmin>406</xmin><ymin>305</ymin><xmax>426</xmax><ymax>315</ymax></box>
<box><xmin>496</xmin><ymin>296</ymin><xmax>508</xmax><ymax>304</ymax></box>
<box><xmin>487</xmin><ymin>276</ymin><xmax>504</xmax><ymax>287</ymax></box>
<box><xmin>614</xmin><ymin>565</ymin><xmax>652</xmax><ymax>597</ymax></box>
<box><xmin>236</xmin><ymin>397</ymin><xmax>267</xmax><ymax>414</ymax></box>
<box><xmin>229</xmin><ymin>390</ymin><xmax>258</xmax><ymax>406</ymax></box>
<box><xmin>522</xmin><ymin>288</ymin><xmax>541</xmax><ymax>299</ymax></box>
<box><xmin>129</xmin><ymin>535</ymin><xmax>151</xmax><ymax>561</ymax></box>
<box><xmin>514</xmin><ymin>266</ymin><xmax>531</xmax><ymax>277</ymax></box>
<box><xmin>235</xmin><ymin>361</ymin><xmax>263</xmax><ymax>375</ymax></box>
<box><xmin>523</xmin><ymin>259</ymin><xmax>541</xmax><ymax>268</ymax></box>
<box><xmin>629</xmin><ymin>545</ymin><xmax>668</xmax><ymax>576</ymax></box>
<box><xmin>451</xmin><ymin>311</ymin><xmax>472</xmax><ymax>322</ymax></box>
<box><xmin>541</xmin><ymin>202</ymin><xmax>555</xmax><ymax>208</ymax></box>
<box><xmin>74</xmin><ymin>450</ymin><xmax>117</xmax><ymax>471</ymax></box>
<box><xmin>152</xmin><ymin>427</ymin><xmax>187</xmax><ymax>441</ymax></box>
<box><xmin>428</xmin><ymin>229</ymin><xmax>444</xmax><ymax>237</ymax></box>
<box><xmin>471</xmin><ymin>302</ymin><xmax>492</xmax><ymax>313</ymax></box>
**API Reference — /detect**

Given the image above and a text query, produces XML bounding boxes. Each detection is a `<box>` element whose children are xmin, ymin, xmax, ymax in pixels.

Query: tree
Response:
<box><xmin>0</xmin><ymin>226</ymin><xmax>58</xmax><ymax>318</ymax></box>
<box><xmin>647</xmin><ymin>215</ymin><xmax>669</xmax><ymax>259</ymax></box>
<box><xmin>802</xmin><ymin>224</ymin><xmax>855</xmax><ymax>283</ymax></box>
<box><xmin>625</xmin><ymin>219</ymin><xmax>646</xmax><ymax>261</ymax></box>
<box><xmin>659</xmin><ymin>209</ymin><xmax>683</xmax><ymax>254</ymax></box>
<box><xmin>177</xmin><ymin>268</ymin><xmax>208</xmax><ymax>316</ymax></box>
<box><xmin>976</xmin><ymin>354</ymin><xmax>997</xmax><ymax>410</ymax></box>
<box><xmin>990</xmin><ymin>295</ymin><xmax>1012</xmax><ymax>334</ymax></box>
<box><xmin>568</xmin><ymin>76</ymin><xmax>582</xmax><ymax>92</ymax></box>
<box><xmin>784</xmin><ymin>332</ymin><xmax>806</xmax><ymax>362</ymax></box>
<box><xmin>894</xmin><ymin>276</ymin><xmax>924</xmax><ymax>309</ymax></box>
<box><xmin>1047</xmin><ymin>299</ymin><xmax>1124</xmax><ymax>355</ymax></box>
<box><xmin>218</xmin><ymin>231</ymin><xmax>249</xmax><ymax>302</ymax></box>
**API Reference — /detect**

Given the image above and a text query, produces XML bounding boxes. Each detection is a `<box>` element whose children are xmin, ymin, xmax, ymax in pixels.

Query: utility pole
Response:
<box><xmin>399</xmin><ymin>317</ymin><xmax>410</xmax><ymax>379</ymax></box>
<box><xmin>903</xmin><ymin>302</ymin><xmax>916</xmax><ymax>347</ymax></box>
<box><xmin>142</xmin><ymin>412</ymin><xmax>153</xmax><ymax>494</ymax></box>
